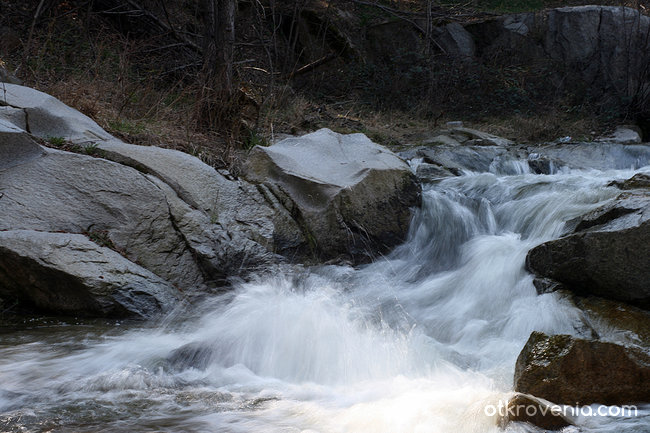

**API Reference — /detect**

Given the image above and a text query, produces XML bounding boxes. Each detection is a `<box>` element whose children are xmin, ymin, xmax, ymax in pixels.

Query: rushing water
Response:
<box><xmin>2</xmin><ymin>153</ymin><xmax>650</xmax><ymax>433</ymax></box>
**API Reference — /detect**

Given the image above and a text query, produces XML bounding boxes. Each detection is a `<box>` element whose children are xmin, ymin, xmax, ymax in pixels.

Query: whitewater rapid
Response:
<box><xmin>1</xmin><ymin>159</ymin><xmax>649</xmax><ymax>432</ymax></box>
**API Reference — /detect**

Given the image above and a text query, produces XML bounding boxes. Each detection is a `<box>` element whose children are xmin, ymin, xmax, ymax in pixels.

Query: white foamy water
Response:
<box><xmin>1</xmin><ymin>157</ymin><xmax>649</xmax><ymax>433</ymax></box>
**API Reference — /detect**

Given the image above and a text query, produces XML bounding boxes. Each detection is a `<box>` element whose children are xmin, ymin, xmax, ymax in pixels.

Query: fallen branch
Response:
<box><xmin>289</xmin><ymin>53</ymin><xmax>339</xmax><ymax>79</ymax></box>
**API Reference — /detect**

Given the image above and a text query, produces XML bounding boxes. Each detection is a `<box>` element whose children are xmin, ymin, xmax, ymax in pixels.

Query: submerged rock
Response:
<box><xmin>245</xmin><ymin>128</ymin><xmax>421</xmax><ymax>262</ymax></box>
<box><xmin>527</xmin><ymin>190</ymin><xmax>650</xmax><ymax>308</ymax></box>
<box><xmin>0</xmin><ymin>230</ymin><xmax>180</xmax><ymax>318</ymax></box>
<box><xmin>514</xmin><ymin>332</ymin><xmax>650</xmax><ymax>405</ymax></box>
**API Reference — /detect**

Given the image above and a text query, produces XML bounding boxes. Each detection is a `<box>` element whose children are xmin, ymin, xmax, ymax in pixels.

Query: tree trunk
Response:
<box><xmin>199</xmin><ymin>0</ymin><xmax>236</xmax><ymax>129</ymax></box>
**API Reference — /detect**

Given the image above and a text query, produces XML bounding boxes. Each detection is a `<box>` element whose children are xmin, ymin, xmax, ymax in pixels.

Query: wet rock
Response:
<box><xmin>0</xmin><ymin>230</ymin><xmax>180</xmax><ymax>318</ymax></box>
<box><xmin>575</xmin><ymin>296</ymin><xmax>650</xmax><ymax>350</ymax></box>
<box><xmin>416</xmin><ymin>146</ymin><xmax>508</xmax><ymax>173</ymax></box>
<box><xmin>167</xmin><ymin>342</ymin><xmax>215</xmax><ymax>371</ymax></box>
<box><xmin>447</xmin><ymin>127</ymin><xmax>513</xmax><ymax>147</ymax></box>
<box><xmin>415</xmin><ymin>163</ymin><xmax>457</xmax><ymax>181</ymax></box>
<box><xmin>527</xmin><ymin>192</ymin><xmax>650</xmax><ymax>308</ymax></box>
<box><xmin>514</xmin><ymin>332</ymin><xmax>650</xmax><ymax>405</ymax></box>
<box><xmin>245</xmin><ymin>128</ymin><xmax>421</xmax><ymax>262</ymax></box>
<box><xmin>526</xmin><ymin>153</ymin><xmax>554</xmax><ymax>174</ymax></box>
<box><xmin>608</xmin><ymin>173</ymin><xmax>650</xmax><ymax>190</ymax></box>
<box><xmin>532</xmin><ymin>277</ymin><xmax>564</xmax><ymax>295</ymax></box>
<box><xmin>529</xmin><ymin>143</ymin><xmax>650</xmax><ymax>171</ymax></box>
<box><xmin>498</xmin><ymin>393</ymin><xmax>573</xmax><ymax>430</ymax></box>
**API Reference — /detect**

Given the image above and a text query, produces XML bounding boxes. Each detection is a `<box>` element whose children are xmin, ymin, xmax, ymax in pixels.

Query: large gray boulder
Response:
<box><xmin>526</xmin><ymin>190</ymin><xmax>650</xmax><ymax>308</ymax></box>
<box><xmin>245</xmin><ymin>128</ymin><xmax>421</xmax><ymax>262</ymax></box>
<box><xmin>96</xmin><ymin>139</ymin><xmax>303</xmax><ymax>255</ymax></box>
<box><xmin>0</xmin><ymin>144</ymin><xmax>205</xmax><ymax>290</ymax></box>
<box><xmin>514</xmin><ymin>332</ymin><xmax>650</xmax><ymax>405</ymax></box>
<box><xmin>0</xmin><ymin>230</ymin><xmax>180</xmax><ymax>318</ymax></box>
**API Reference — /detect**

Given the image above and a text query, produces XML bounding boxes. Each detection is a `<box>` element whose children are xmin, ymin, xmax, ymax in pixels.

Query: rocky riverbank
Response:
<box><xmin>1</xmin><ymin>83</ymin><xmax>650</xmax><ymax>432</ymax></box>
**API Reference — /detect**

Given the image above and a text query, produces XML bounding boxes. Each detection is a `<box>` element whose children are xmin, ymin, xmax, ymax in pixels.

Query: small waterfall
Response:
<box><xmin>1</xmin><ymin>162</ymin><xmax>649</xmax><ymax>432</ymax></box>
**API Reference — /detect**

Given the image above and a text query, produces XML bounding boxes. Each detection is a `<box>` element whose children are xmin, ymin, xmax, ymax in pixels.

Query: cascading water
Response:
<box><xmin>1</xmin><ymin>151</ymin><xmax>649</xmax><ymax>433</ymax></box>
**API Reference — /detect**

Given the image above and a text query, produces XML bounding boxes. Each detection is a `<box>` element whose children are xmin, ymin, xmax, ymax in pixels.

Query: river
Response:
<box><xmin>1</xmin><ymin>151</ymin><xmax>649</xmax><ymax>432</ymax></box>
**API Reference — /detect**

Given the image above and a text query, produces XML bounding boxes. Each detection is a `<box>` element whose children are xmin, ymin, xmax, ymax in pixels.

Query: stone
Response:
<box><xmin>416</xmin><ymin>145</ymin><xmax>508</xmax><ymax>174</ymax></box>
<box><xmin>0</xmin><ymin>117</ymin><xmax>46</xmax><ymax>169</ymax></box>
<box><xmin>448</xmin><ymin>127</ymin><xmax>514</xmax><ymax>147</ymax></box>
<box><xmin>245</xmin><ymin>128</ymin><xmax>421</xmax><ymax>262</ymax></box>
<box><xmin>574</xmin><ymin>296</ymin><xmax>650</xmax><ymax>350</ymax></box>
<box><xmin>0</xmin><ymin>230</ymin><xmax>180</xmax><ymax>318</ymax></box>
<box><xmin>0</xmin><ymin>146</ymin><xmax>205</xmax><ymax>290</ymax></box>
<box><xmin>415</xmin><ymin>162</ymin><xmax>456</xmax><ymax>181</ymax></box>
<box><xmin>608</xmin><ymin>173</ymin><xmax>650</xmax><ymax>190</ymax></box>
<box><xmin>545</xmin><ymin>6</ymin><xmax>650</xmax><ymax>93</ymax></box>
<box><xmin>434</xmin><ymin>23</ymin><xmax>476</xmax><ymax>59</ymax></box>
<box><xmin>598</xmin><ymin>126</ymin><xmax>643</xmax><ymax>144</ymax></box>
<box><xmin>0</xmin><ymin>106</ymin><xmax>27</xmax><ymax>130</ymax></box>
<box><xmin>514</xmin><ymin>332</ymin><xmax>650</xmax><ymax>405</ymax></box>
<box><xmin>498</xmin><ymin>393</ymin><xmax>573</xmax><ymax>430</ymax></box>
<box><xmin>527</xmin><ymin>192</ymin><xmax>650</xmax><ymax>308</ymax></box>
<box><xmin>529</xmin><ymin>143</ymin><xmax>650</xmax><ymax>171</ymax></box>
<box><xmin>420</xmin><ymin>134</ymin><xmax>463</xmax><ymax>147</ymax></box>
<box><xmin>145</xmin><ymin>175</ymin><xmax>277</xmax><ymax>285</ymax></box>
<box><xmin>0</xmin><ymin>83</ymin><xmax>111</xmax><ymax>143</ymax></box>
<box><xmin>97</xmin><ymin>139</ymin><xmax>303</xmax><ymax>255</ymax></box>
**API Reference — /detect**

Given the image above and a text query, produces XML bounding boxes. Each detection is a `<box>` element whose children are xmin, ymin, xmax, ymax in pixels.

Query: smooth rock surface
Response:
<box><xmin>0</xmin><ymin>117</ymin><xmax>46</xmax><ymax>169</ymax></box>
<box><xmin>0</xmin><ymin>146</ymin><xmax>205</xmax><ymax>289</ymax></box>
<box><xmin>514</xmin><ymin>332</ymin><xmax>650</xmax><ymax>405</ymax></box>
<box><xmin>0</xmin><ymin>83</ymin><xmax>111</xmax><ymax>142</ymax></box>
<box><xmin>0</xmin><ymin>230</ymin><xmax>180</xmax><ymax>318</ymax></box>
<box><xmin>245</xmin><ymin>128</ymin><xmax>421</xmax><ymax>262</ymax></box>
<box><xmin>97</xmin><ymin>139</ymin><xmax>303</xmax><ymax>254</ymax></box>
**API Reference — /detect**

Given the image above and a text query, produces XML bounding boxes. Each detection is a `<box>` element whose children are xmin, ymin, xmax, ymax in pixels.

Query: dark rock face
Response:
<box><xmin>526</xmin><ymin>191</ymin><xmax>650</xmax><ymax>309</ymax></box>
<box><xmin>575</xmin><ymin>296</ymin><xmax>650</xmax><ymax>350</ymax></box>
<box><xmin>514</xmin><ymin>332</ymin><xmax>650</xmax><ymax>406</ymax></box>
<box><xmin>0</xmin><ymin>231</ymin><xmax>180</xmax><ymax>318</ymax></box>
<box><xmin>498</xmin><ymin>393</ymin><xmax>572</xmax><ymax>431</ymax></box>
<box><xmin>245</xmin><ymin>128</ymin><xmax>421</xmax><ymax>263</ymax></box>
